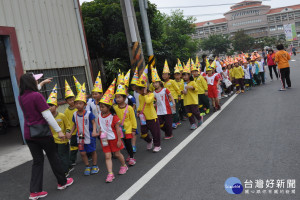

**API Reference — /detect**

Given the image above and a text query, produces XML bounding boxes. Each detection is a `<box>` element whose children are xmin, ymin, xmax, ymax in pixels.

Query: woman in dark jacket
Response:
<box><xmin>19</xmin><ymin>74</ymin><xmax>74</xmax><ymax>200</ymax></box>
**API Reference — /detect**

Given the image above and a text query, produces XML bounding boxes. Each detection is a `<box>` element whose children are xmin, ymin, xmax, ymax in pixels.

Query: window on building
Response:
<box><xmin>277</xmin><ymin>25</ymin><xmax>283</xmax><ymax>30</ymax></box>
<box><xmin>288</xmin><ymin>13</ymin><xmax>294</xmax><ymax>20</ymax></box>
<box><xmin>281</xmin><ymin>14</ymin><xmax>287</xmax><ymax>21</ymax></box>
<box><xmin>296</xmin><ymin>22</ymin><xmax>300</xmax><ymax>28</ymax></box>
<box><xmin>269</xmin><ymin>26</ymin><xmax>276</xmax><ymax>31</ymax></box>
<box><xmin>27</xmin><ymin>66</ymin><xmax>89</xmax><ymax>102</ymax></box>
<box><xmin>275</xmin><ymin>15</ymin><xmax>281</xmax><ymax>22</ymax></box>
<box><xmin>268</xmin><ymin>16</ymin><xmax>275</xmax><ymax>22</ymax></box>
<box><xmin>295</xmin><ymin>11</ymin><xmax>300</xmax><ymax>19</ymax></box>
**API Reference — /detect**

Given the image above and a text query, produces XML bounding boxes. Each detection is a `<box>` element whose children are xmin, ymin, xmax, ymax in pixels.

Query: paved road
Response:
<box><xmin>1</xmin><ymin>55</ymin><xmax>299</xmax><ymax>200</ymax></box>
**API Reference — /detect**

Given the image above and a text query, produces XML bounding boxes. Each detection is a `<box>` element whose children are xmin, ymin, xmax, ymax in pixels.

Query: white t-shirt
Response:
<box><xmin>154</xmin><ymin>88</ymin><xmax>172</xmax><ymax>115</ymax></box>
<box><xmin>99</xmin><ymin>113</ymin><xmax>119</xmax><ymax>140</ymax></box>
<box><xmin>206</xmin><ymin>73</ymin><xmax>219</xmax><ymax>86</ymax></box>
<box><xmin>215</xmin><ymin>61</ymin><xmax>223</xmax><ymax>74</ymax></box>
<box><xmin>86</xmin><ymin>98</ymin><xmax>101</xmax><ymax>132</ymax></box>
<box><xmin>251</xmin><ymin>64</ymin><xmax>256</xmax><ymax>74</ymax></box>
<box><xmin>73</xmin><ymin>111</ymin><xmax>94</xmax><ymax>144</ymax></box>
<box><xmin>257</xmin><ymin>61</ymin><xmax>264</xmax><ymax>72</ymax></box>
<box><xmin>222</xmin><ymin>70</ymin><xmax>229</xmax><ymax>80</ymax></box>
<box><xmin>243</xmin><ymin>68</ymin><xmax>251</xmax><ymax>79</ymax></box>
<box><xmin>133</xmin><ymin>91</ymin><xmax>140</xmax><ymax>110</ymax></box>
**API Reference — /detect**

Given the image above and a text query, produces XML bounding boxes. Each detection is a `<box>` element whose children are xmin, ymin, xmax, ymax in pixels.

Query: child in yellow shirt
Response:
<box><xmin>192</xmin><ymin>67</ymin><xmax>209</xmax><ymax>116</ymax></box>
<box><xmin>114</xmin><ymin>88</ymin><xmax>137</xmax><ymax>166</ymax></box>
<box><xmin>174</xmin><ymin>69</ymin><xmax>185</xmax><ymax>122</ymax></box>
<box><xmin>136</xmin><ymin>75</ymin><xmax>161</xmax><ymax>152</ymax></box>
<box><xmin>64</xmin><ymin>81</ymin><xmax>78</xmax><ymax>167</ymax></box>
<box><xmin>231</xmin><ymin>62</ymin><xmax>245</xmax><ymax>94</ymax></box>
<box><xmin>181</xmin><ymin>71</ymin><xmax>203</xmax><ymax>130</ymax></box>
<box><xmin>47</xmin><ymin>89</ymin><xmax>72</xmax><ymax>177</ymax></box>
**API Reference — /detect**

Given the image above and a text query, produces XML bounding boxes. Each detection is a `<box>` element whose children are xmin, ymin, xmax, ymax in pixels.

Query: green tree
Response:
<box><xmin>254</xmin><ymin>36</ymin><xmax>277</xmax><ymax>50</ymax></box>
<box><xmin>81</xmin><ymin>1</ymin><xmax>200</xmax><ymax>85</ymax></box>
<box><xmin>200</xmin><ymin>34</ymin><xmax>231</xmax><ymax>55</ymax></box>
<box><xmin>232</xmin><ymin>30</ymin><xmax>255</xmax><ymax>52</ymax></box>
<box><xmin>153</xmin><ymin>10</ymin><xmax>200</xmax><ymax>73</ymax></box>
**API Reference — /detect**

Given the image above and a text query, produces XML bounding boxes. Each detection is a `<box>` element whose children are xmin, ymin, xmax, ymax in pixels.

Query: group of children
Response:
<box><xmin>45</xmin><ymin>51</ymin><xmax>266</xmax><ymax>183</ymax></box>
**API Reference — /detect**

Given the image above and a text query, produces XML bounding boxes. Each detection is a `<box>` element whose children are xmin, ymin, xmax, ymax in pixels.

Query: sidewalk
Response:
<box><xmin>0</xmin><ymin>126</ymin><xmax>32</xmax><ymax>173</ymax></box>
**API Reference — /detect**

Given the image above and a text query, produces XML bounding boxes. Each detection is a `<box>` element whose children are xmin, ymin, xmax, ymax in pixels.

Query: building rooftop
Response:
<box><xmin>230</xmin><ymin>1</ymin><xmax>262</xmax><ymax>11</ymax></box>
<box><xmin>266</xmin><ymin>4</ymin><xmax>300</xmax><ymax>14</ymax></box>
<box><xmin>194</xmin><ymin>18</ymin><xmax>227</xmax><ymax>27</ymax></box>
<box><xmin>194</xmin><ymin>2</ymin><xmax>300</xmax><ymax>27</ymax></box>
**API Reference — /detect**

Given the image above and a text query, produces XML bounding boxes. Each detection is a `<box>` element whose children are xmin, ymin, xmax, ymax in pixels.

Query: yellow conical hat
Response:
<box><xmin>151</xmin><ymin>65</ymin><xmax>161</xmax><ymax>82</ymax></box>
<box><xmin>81</xmin><ymin>83</ymin><xmax>86</xmax><ymax>93</ymax></box>
<box><xmin>177</xmin><ymin>59</ymin><xmax>183</xmax><ymax>72</ymax></box>
<box><xmin>206</xmin><ymin>66</ymin><xmax>213</xmax><ymax>71</ymax></box>
<box><xmin>100</xmin><ymin>79</ymin><xmax>116</xmax><ymax>106</ymax></box>
<box><xmin>183</xmin><ymin>61</ymin><xmax>191</xmax><ymax>74</ymax></box>
<box><xmin>73</xmin><ymin>76</ymin><xmax>81</xmax><ymax>95</ymax></box>
<box><xmin>191</xmin><ymin>59</ymin><xmax>197</xmax><ymax>71</ymax></box>
<box><xmin>117</xmin><ymin>70</ymin><xmax>125</xmax><ymax>86</ymax></box>
<box><xmin>75</xmin><ymin>84</ymin><xmax>87</xmax><ymax>103</ymax></box>
<box><xmin>196</xmin><ymin>56</ymin><xmax>200</xmax><ymax>68</ymax></box>
<box><xmin>130</xmin><ymin>67</ymin><xmax>139</xmax><ymax>85</ymax></box>
<box><xmin>174</xmin><ymin>64</ymin><xmax>180</xmax><ymax>74</ymax></box>
<box><xmin>163</xmin><ymin>60</ymin><xmax>170</xmax><ymax>74</ymax></box>
<box><xmin>136</xmin><ymin>65</ymin><xmax>148</xmax><ymax>88</ymax></box>
<box><xmin>124</xmin><ymin>69</ymin><xmax>131</xmax><ymax>87</ymax></box>
<box><xmin>47</xmin><ymin>84</ymin><xmax>58</xmax><ymax>106</ymax></box>
<box><xmin>115</xmin><ymin>76</ymin><xmax>127</xmax><ymax>96</ymax></box>
<box><xmin>92</xmin><ymin>71</ymin><xmax>103</xmax><ymax>93</ymax></box>
<box><xmin>65</xmin><ymin>80</ymin><xmax>75</xmax><ymax>99</ymax></box>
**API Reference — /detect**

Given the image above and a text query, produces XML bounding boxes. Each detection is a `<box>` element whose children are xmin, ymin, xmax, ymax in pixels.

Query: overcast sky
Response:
<box><xmin>79</xmin><ymin>0</ymin><xmax>299</xmax><ymax>23</ymax></box>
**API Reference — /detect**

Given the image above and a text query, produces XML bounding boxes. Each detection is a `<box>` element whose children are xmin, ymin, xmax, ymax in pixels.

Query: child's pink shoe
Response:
<box><xmin>153</xmin><ymin>146</ymin><xmax>161</xmax><ymax>153</ymax></box>
<box><xmin>106</xmin><ymin>173</ymin><xmax>115</xmax><ymax>183</ymax></box>
<box><xmin>29</xmin><ymin>191</ymin><xmax>48</xmax><ymax>199</ymax></box>
<box><xmin>119</xmin><ymin>165</ymin><xmax>128</xmax><ymax>174</ymax></box>
<box><xmin>128</xmin><ymin>158</ymin><xmax>136</xmax><ymax>166</ymax></box>
<box><xmin>57</xmin><ymin>178</ymin><xmax>74</xmax><ymax>190</ymax></box>
<box><xmin>126</xmin><ymin>156</ymin><xmax>130</xmax><ymax>162</ymax></box>
<box><xmin>147</xmin><ymin>140</ymin><xmax>153</xmax><ymax>150</ymax></box>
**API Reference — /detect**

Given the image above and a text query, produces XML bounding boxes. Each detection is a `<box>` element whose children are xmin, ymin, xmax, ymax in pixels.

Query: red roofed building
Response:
<box><xmin>192</xmin><ymin>1</ymin><xmax>300</xmax><ymax>46</ymax></box>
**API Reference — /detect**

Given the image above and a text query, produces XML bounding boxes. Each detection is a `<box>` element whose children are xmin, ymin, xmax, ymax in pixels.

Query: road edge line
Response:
<box><xmin>116</xmin><ymin>94</ymin><xmax>238</xmax><ymax>200</ymax></box>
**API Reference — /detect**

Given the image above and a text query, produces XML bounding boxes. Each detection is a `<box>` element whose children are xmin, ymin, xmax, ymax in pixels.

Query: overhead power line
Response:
<box><xmin>184</xmin><ymin>13</ymin><xmax>224</xmax><ymax>17</ymax></box>
<box><xmin>157</xmin><ymin>0</ymin><xmax>271</xmax><ymax>9</ymax></box>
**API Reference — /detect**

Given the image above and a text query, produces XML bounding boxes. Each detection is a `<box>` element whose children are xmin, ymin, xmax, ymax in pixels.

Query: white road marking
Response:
<box><xmin>116</xmin><ymin>94</ymin><xmax>238</xmax><ymax>200</ymax></box>
<box><xmin>0</xmin><ymin>145</ymin><xmax>32</xmax><ymax>173</ymax></box>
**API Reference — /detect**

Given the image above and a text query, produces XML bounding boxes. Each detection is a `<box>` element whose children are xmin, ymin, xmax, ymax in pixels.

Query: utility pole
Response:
<box><xmin>139</xmin><ymin>0</ymin><xmax>155</xmax><ymax>67</ymax></box>
<box><xmin>120</xmin><ymin>0</ymin><xmax>145</xmax><ymax>76</ymax></box>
